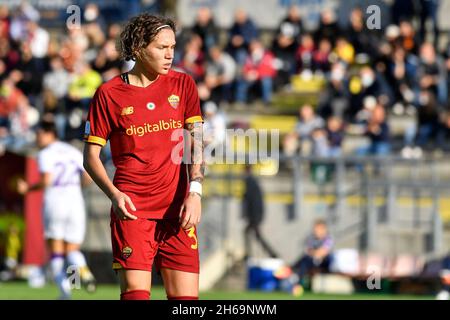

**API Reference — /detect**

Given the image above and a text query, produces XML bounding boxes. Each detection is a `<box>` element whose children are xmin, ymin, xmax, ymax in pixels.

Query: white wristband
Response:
<box><xmin>189</xmin><ymin>181</ymin><xmax>202</xmax><ymax>196</ymax></box>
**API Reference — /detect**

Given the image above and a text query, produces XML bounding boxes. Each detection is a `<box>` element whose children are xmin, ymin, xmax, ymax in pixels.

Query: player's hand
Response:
<box><xmin>179</xmin><ymin>192</ymin><xmax>202</xmax><ymax>230</ymax></box>
<box><xmin>16</xmin><ymin>178</ymin><xmax>28</xmax><ymax>195</ymax></box>
<box><xmin>111</xmin><ymin>191</ymin><xmax>137</xmax><ymax>221</ymax></box>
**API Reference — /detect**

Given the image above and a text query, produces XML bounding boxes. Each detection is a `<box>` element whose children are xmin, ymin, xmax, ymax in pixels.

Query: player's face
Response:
<box><xmin>139</xmin><ymin>28</ymin><xmax>176</xmax><ymax>75</ymax></box>
<box><xmin>36</xmin><ymin>129</ymin><xmax>50</xmax><ymax>149</ymax></box>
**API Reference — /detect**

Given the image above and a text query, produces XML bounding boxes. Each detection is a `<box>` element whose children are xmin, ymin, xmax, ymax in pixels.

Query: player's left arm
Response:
<box><xmin>180</xmin><ymin>121</ymin><xmax>205</xmax><ymax>230</ymax></box>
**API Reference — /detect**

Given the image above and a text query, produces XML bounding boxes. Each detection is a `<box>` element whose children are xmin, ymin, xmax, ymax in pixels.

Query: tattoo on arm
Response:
<box><xmin>186</xmin><ymin>122</ymin><xmax>205</xmax><ymax>183</ymax></box>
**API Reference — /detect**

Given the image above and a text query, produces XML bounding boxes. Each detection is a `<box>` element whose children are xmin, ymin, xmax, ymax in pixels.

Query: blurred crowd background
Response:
<box><xmin>0</xmin><ymin>0</ymin><xmax>449</xmax><ymax>158</ymax></box>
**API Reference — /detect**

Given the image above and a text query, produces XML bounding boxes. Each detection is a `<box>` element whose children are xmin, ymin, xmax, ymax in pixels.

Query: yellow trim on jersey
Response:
<box><xmin>185</xmin><ymin>116</ymin><xmax>203</xmax><ymax>124</ymax></box>
<box><xmin>86</xmin><ymin>136</ymin><xmax>107</xmax><ymax>146</ymax></box>
<box><xmin>112</xmin><ymin>262</ymin><xmax>123</xmax><ymax>270</ymax></box>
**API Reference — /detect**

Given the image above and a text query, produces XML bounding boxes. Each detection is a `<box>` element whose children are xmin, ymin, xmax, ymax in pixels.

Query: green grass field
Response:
<box><xmin>0</xmin><ymin>282</ymin><xmax>435</xmax><ymax>300</ymax></box>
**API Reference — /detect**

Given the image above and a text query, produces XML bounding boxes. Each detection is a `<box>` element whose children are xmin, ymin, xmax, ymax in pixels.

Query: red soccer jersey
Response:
<box><xmin>84</xmin><ymin>70</ymin><xmax>203</xmax><ymax>219</ymax></box>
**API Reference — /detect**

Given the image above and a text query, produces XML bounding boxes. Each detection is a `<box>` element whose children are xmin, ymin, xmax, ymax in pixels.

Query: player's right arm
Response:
<box><xmin>16</xmin><ymin>172</ymin><xmax>52</xmax><ymax>194</ymax></box>
<box><xmin>83</xmin><ymin>86</ymin><xmax>137</xmax><ymax>220</ymax></box>
<box><xmin>83</xmin><ymin>143</ymin><xmax>137</xmax><ymax>220</ymax></box>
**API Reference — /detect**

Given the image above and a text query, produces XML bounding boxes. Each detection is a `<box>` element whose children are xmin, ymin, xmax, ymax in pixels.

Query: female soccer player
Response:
<box><xmin>83</xmin><ymin>14</ymin><xmax>204</xmax><ymax>300</ymax></box>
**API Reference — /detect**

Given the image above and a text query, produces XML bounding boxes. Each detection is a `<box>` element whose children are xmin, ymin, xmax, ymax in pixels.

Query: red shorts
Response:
<box><xmin>110</xmin><ymin>214</ymin><xmax>199</xmax><ymax>274</ymax></box>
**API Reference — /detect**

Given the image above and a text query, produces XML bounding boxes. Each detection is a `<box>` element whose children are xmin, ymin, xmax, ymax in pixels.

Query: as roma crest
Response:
<box><xmin>121</xmin><ymin>246</ymin><xmax>133</xmax><ymax>259</ymax></box>
<box><xmin>168</xmin><ymin>94</ymin><xmax>180</xmax><ymax>109</ymax></box>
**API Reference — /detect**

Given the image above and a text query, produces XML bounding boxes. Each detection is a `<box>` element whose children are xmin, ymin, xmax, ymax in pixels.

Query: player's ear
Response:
<box><xmin>133</xmin><ymin>49</ymin><xmax>141</xmax><ymax>61</ymax></box>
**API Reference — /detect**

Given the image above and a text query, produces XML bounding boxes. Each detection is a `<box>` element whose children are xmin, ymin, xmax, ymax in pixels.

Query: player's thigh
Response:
<box><xmin>155</xmin><ymin>221</ymin><xmax>199</xmax><ymax>274</ymax></box>
<box><xmin>156</xmin><ymin>220</ymin><xmax>199</xmax><ymax>297</ymax></box>
<box><xmin>118</xmin><ymin>269</ymin><xmax>152</xmax><ymax>293</ymax></box>
<box><xmin>160</xmin><ymin>268</ymin><xmax>199</xmax><ymax>297</ymax></box>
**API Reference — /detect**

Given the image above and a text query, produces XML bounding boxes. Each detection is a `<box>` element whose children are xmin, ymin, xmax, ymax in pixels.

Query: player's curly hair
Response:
<box><xmin>118</xmin><ymin>13</ymin><xmax>176</xmax><ymax>61</ymax></box>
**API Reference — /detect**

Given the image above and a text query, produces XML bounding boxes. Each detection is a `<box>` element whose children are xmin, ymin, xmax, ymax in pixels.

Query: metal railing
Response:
<box><xmin>202</xmin><ymin>154</ymin><xmax>450</xmax><ymax>259</ymax></box>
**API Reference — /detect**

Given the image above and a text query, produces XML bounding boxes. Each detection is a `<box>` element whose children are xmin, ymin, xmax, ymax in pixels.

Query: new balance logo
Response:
<box><xmin>121</xmin><ymin>106</ymin><xmax>134</xmax><ymax>116</ymax></box>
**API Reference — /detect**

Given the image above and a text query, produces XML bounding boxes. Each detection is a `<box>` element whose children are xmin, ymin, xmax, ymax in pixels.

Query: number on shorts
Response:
<box><xmin>187</xmin><ymin>227</ymin><xmax>198</xmax><ymax>250</ymax></box>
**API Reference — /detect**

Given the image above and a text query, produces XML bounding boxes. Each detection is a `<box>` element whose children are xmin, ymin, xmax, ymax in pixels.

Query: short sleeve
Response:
<box><xmin>84</xmin><ymin>86</ymin><xmax>112</xmax><ymax>147</ymax></box>
<box><xmin>183</xmin><ymin>74</ymin><xmax>203</xmax><ymax>124</ymax></box>
<box><xmin>37</xmin><ymin>150</ymin><xmax>53</xmax><ymax>174</ymax></box>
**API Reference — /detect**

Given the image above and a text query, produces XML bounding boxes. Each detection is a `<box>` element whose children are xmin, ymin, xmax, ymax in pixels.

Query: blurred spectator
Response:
<box><xmin>317</xmin><ymin>62</ymin><xmax>350</xmax><ymax>119</ymax></box>
<box><xmin>15</xmin><ymin>41</ymin><xmax>46</xmax><ymax>109</ymax></box>
<box><xmin>92</xmin><ymin>39</ymin><xmax>124</xmax><ymax>81</ymax></box>
<box><xmin>204</xmin><ymin>46</ymin><xmax>236</xmax><ymax>104</ymax></box>
<box><xmin>388</xmin><ymin>45</ymin><xmax>418</xmax><ymax>113</ymax></box>
<box><xmin>284</xmin><ymin>104</ymin><xmax>324</xmax><ymax>156</ymax></box>
<box><xmin>326</xmin><ymin>116</ymin><xmax>344</xmax><ymax>157</ymax></box>
<box><xmin>347</xmin><ymin>7</ymin><xmax>379</xmax><ymax>55</ymax></box>
<box><xmin>276</xmin><ymin>5</ymin><xmax>303</xmax><ymax>43</ymax></box>
<box><xmin>418</xmin><ymin>0</ymin><xmax>440</xmax><ymax>47</ymax></box>
<box><xmin>0</xmin><ymin>37</ymin><xmax>20</xmax><ymax>74</ymax></box>
<box><xmin>43</xmin><ymin>56</ymin><xmax>71</xmax><ymax>139</ymax></box>
<box><xmin>399</xmin><ymin>20</ymin><xmax>420</xmax><ymax>55</ymax></box>
<box><xmin>0</xmin><ymin>5</ymin><xmax>10</xmax><ymax>40</ymax></box>
<box><xmin>177</xmin><ymin>34</ymin><xmax>205</xmax><ymax>82</ymax></box>
<box><xmin>312</xmin><ymin>38</ymin><xmax>332</xmax><ymax>73</ymax></box>
<box><xmin>314</xmin><ymin>8</ymin><xmax>340</xmax><ymax>45</ymax></box>
<box><xmin>67</xmin><ymin>60</ymin><xmax>101</xmax><ymax>111</ymax></box>
<box><xmin>235</xmin><ymin>40</ymin><xmax>276</xmax><ymax>105</ymax></box>
<box><xmin>291</xmin><ymin>219</ymin><xmax>333</xmax><ymax>293</ymax></box>
<box><xmin>26</xmin><ymin>20</ymin><xmax>49</xmax><ymax>60</ymax></box>
<box><xmin>272</xmin><ymin>21</ymin><xmax>298</xmax><ymax>89</ymax></box>
<box><xmin>417</xmin><ymin>42</ymin><xmax>447</xmax><ymax>106</ymax></box>
<box><xmin>65</xmin><ymin>59</ymin><xmax>101</xmax><ymax>140</ymax></box>
<box><xmin>356</xmin><ymin>104</ymin><xmax>391</xmax><ymax>157</ymax></box>
<box><xmin>385</xmin><ymin>24</ymin><xmax>401</xmax><ymax>47</ymax></box>
<box><xmin>9</xmin><ymin>2</ymin><xmax>39</xmax><ymax>43</ymax></box>
<box><xmin>310</xmin><ymin>127</ymin><xmax>334</xmax><ymax>185</ymax></box>
<box><xmin>0</xmin><ymin>77</ymin><xmax>37</xmax><ymax>150</ymax></box>
<box><xmin>355</xmin><ymin>95</ymin><xmax>378</xmax><ymax>124</ymax></box>
<box><xmin>0</xmin><ymin>77</ymin><xmax>23</xmax><ymax>134</ymax></box>
<box><xmin>296</xmin><ymin>104</ymin><xmax>325</xmax><ymax>138</ymax></box>
<box><xmin>295</xmin><ymin>33</ymin><xmax>315</xmax><ymax>72</ymax></box>
<box><xmin>43</xmin><ymin>56</ymin><xmax>70</xmax><ymax>106</ymax></box>
<box><xmin>391</xmin><ymin>0</ymin><xmax>417</xmax><ymax>25</ymax></box>
<box><xmin>242</xmin><ymin>164</ymin><xmax>278</xmax><ymax>260</ymax></box>
<box><xmin>83</xmin><ymin>2</ymin><xmax>107</xmax><ymax>34</ymax></box>
<box><xmin>172</xmin><ymin>19</ymin><xmax>191</xmax><ymax>66</ymax></box>
<box><xmin>227</xmin><ymin>9</ymin><xmax>259</xmax><ymax>66</ymax></box>
<box><xmin>192</xmin><ymin>7</ymin><xmax>219</xmax><ymax>53</ymax></box>
<box><xmin>437</xmin><ymin>111</ymin><xmax>450</xmax><ymax>151</ymax></box>
<box><xmin>403</xmin><ymin>90</ymin><xmax>440</xmax><ymax>153</ymax></box>
<box><xmin>310</xmin><ymin>127</ymin><xmax>329</xmax><ymax>158</ymax></box>
<box><xmin>107</xmin><ymin>23</ymin><xmax>122</xmax><ymax>41</ymax></box>
<box><xmin>334</xmin><ymin>36</ymin><xmax>355</xmax><ymax>65</ymax></box>
<box><xmin>203</xmin><ymin>101</ymin><xmax>227</xmax><ymax>162</ymax></box>
<box><xmin>62</xmin><ymin>28</ymin><xmax>90</xmax><ymax>71</ymax></box>
<box><xmin>349</xmin><ymin>66</ymin><xmax>393</xmax><ymax>118</ymax></box>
